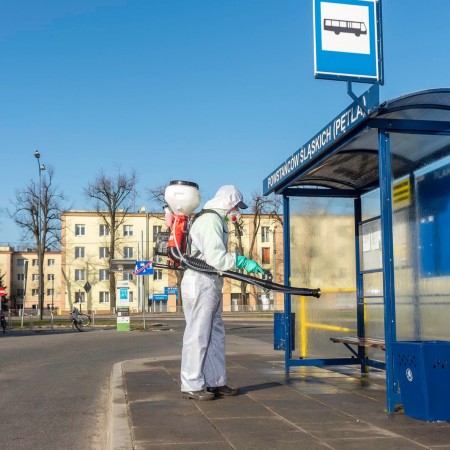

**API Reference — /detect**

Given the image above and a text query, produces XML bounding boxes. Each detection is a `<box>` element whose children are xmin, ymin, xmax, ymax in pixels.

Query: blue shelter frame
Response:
<box><xmin>264</xmin><ymin>88</ymin><xmax>450</xmax><ymax>412</ymax></box>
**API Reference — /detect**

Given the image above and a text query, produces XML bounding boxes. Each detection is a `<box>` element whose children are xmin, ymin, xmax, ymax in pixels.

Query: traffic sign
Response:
<box><xmin>150</xmin><ymin>294</ymin><xmax>168</xmax><ymax>301</ymax></box>
<box><xmin>0</xmin><ymin>287</ymin><xmax>6</xmax><ymax>297</ymax></box>
<box><xmin>84</xmin><ymin>282</ymin><xmax>91</xmax><ymax>293</ymax></box>
<box><xmin>133</xmin><ymin>260</ymin><xmax>154</xmax><ymax>276</ymax></box>
<box><xmin>164</xmin><ymin>286</ymin><xmax>179</xmax><ymax>297</ymax></box>
<box><xmin>313</xmin><ymin>0</ymin><xmax>383</xmax><ymax>84</ymax></box>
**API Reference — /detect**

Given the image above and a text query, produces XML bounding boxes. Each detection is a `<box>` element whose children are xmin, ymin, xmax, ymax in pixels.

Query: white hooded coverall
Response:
<box><xmin>180</xmin><ymin>187</ymin><xmax>239</xmax><ymax>392</ymax></box>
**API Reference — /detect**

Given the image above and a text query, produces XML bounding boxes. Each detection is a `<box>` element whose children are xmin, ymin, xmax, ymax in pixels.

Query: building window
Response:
<box><xmin>48</xmin><ymin>259</ymin><xmax>55</xmax><ymax>266</ymax></box>
<box><xmin>99</xmin><ymin>269</ymin><xmax>109</xmax><ymax>281</ymax></box>
<box><xmin>153</xmin><ymin>269</ymin><xmax>163</xmax><ymax>281</ymax></box>
<box><xmin>123</xmin><ymin>225</ymin><xmax>133</xmax><ymax>237</ymax></box>
<box><xmin>75</xmin><ymin>269</ymin><xmax>85</xmax><ymax>281</ymax></box>
<box><xmin>75</xmin><ymin>224</ymin><xmax>85</xmax><ymax>236</ymax></box>
<box><xmin>47</xmin><ymin>289</ymin><xmax>54</xmax><ymax>296</ymax></box>
<box><xmin>261</xmin><ymin>226</ymin><xmax>270</xmax><ymax>243</ymax></box>
<box><xmin>17</xmin><ymin>274</ymin><xmax>25</xmax><ymax>281</ymax></box>
<box><xmin>153</xmin><ymin>225</ymin><xmax>162</xmax><ymax>241</ymax></box>
<box><xmin>17</xmin><ymin>288</ymin><xmax>24</xmax><ymax>296</ymax></box>
<box><xmin>32</xmin><ymin>274</ymin><xmax>39</xmax><ymax>281</ymax></box>
<box><xmin>123</xmin><ymin>247</ymin><xmax>133</xmax><ymax>258</ymax></box>
<box><xmin>262</xmin><ymin>247</ymin><xmax>271</xmax><ymax>264</ymax></box>
<box><xmin>129</xmin><ymin>291</ymin><xmax>134</xmax><ymax>302</ymax></box>
<box><xmin>75</xmin><ymin>291</ymin><xmax>85</xmax><ymax>303</ymax></box>
<box><xmin>32</xmin><ymin>259</ymin><xmax>38</xmax><ymax>266</ymax></box>
<box><xmin>48</xmin><ymin>274</ymin><xmax>55</xmax><ymax>281</ymax></box>
<box><xmin>99</xmin><ymin>291</ymin><xmax>110</xmax><ymax>303</ymax></box>
<box><xmin>17</xmin><ymin>259</ymin><xmax>25</xmax><ymax>267</ymax></box>
<box><xmin>99</xmin><ymin>247</ymin><xmax>110</xmax><ymax>259</ymax></box>
<box><xmin>32</xmin><ymin>289</ymin><xmax>38</xmax><ymax>296</ymax></box>
<box><xmin>99</xmin><ymin>224</ymin><xmax>109</xmax><ymax>236</ymax></box>
<box><xmin>123</xmin><ymin>272</ymin><xmax>133</xmax><ymax>281</ymax></box>
<box><xmin>75</xmin><ymin>247</ymin><xmax>85</xmax><ymax>259</ymax></box>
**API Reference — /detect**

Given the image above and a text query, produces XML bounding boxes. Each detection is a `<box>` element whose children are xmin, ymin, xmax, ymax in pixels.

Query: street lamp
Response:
<box><xmin>34</xmin><ymin>150</ymin><xmax>46</xmax><ymax>320</ymax></box>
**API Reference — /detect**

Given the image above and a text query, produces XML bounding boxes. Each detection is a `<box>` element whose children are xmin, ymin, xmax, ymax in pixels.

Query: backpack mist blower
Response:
<box><xmin>155</xmin><ymin>180</ymin><xmax>320</xmax><ymax>298</ymax></box>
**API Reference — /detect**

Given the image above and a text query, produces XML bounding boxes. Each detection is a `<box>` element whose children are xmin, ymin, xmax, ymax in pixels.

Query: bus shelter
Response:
<box><xmin>264</xmin><ymin>87</ymin><xmax>450</xmax><ymax>412</ymax></box>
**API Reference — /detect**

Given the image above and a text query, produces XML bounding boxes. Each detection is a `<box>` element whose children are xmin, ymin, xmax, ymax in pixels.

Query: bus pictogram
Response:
<box><xmin>324</xmin><ymin>18</ymin><xmax>367</xmax><ymax>37</ymax></box>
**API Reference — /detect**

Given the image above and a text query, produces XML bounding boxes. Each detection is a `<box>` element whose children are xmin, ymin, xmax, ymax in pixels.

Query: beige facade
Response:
<box><xmin>0</xmin><ymin>245</ymin><xmax>62</xmax><ymax>311</ymax></box>
<box><xmin>1</xmin><ymin>211</ymin><xmax>284</xmax><ymax>314</ymax></box>
<box><xmin>60</xmin><ymin>210</ymin><xmax>284</xmax><ymax>313</ymax></box>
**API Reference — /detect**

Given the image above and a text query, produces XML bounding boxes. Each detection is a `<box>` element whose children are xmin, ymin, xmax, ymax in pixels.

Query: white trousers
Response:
<box><xmin>180</xmin><ymin>270</ymin><xmax>226</xmax><ymax>392</ymax></box>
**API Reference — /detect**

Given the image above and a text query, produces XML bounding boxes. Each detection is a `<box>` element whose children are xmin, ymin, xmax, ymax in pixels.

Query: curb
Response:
<box><xmin>107</xmin><ymin>362</ymin><xmax>134</xmax><ymax>450</ymax></box>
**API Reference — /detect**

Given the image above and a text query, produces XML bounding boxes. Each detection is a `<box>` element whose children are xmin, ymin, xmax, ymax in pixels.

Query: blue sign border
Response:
<box><xmin>263</xmin><ymin>85</ymin><xmax>379</xmax><ymax>195</ymax></box>
<box><xmin>313</xmin><ymin>0</ymin><xmax>383</xmax><ymax>84</ymax></box>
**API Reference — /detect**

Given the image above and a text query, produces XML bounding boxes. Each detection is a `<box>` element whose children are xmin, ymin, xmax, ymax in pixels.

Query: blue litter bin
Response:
<box><xmin>274</xmin><ymin>312</ymin><xmax>295</xmax><ymax>351</ymax></box>
<box><xmin>393</xmin><ymin>341</ymin><xmax>450</xmax><ymax>421</ymax></box>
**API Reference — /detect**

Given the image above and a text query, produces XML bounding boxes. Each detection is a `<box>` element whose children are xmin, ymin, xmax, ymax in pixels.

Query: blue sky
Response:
<box><xmin>1</xmin><ymin>0</ymin><xmax>449</xmax><ymax>246</ymax></box>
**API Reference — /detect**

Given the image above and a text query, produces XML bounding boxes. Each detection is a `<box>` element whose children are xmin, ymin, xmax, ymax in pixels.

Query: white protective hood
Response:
<box><xmin>203</xmin><ymin>185</ymin><xmax>248</xmax><ymax>212</ymax></box>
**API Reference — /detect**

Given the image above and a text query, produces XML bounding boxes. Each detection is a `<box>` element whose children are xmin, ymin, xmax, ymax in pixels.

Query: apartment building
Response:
<box><xmin>0</xmin><ymin>211</ymin><xmax>284</xmax><ymax>314</ymax></box>
<box><xmin>61</xmin><ymin>210</ymin><xmax>284</xmax><ymax>313</ymax></box>
<box><xmin>0</xmin><ymin>246</ymin><xmax>62</xmax><ymax>312</ymax></box>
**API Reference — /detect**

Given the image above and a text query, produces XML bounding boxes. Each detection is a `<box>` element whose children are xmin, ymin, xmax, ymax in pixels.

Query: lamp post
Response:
<box><xmin>34</xmin><ymin>150</ymin><xmax>46</xmax><ymax>320</ymax></box>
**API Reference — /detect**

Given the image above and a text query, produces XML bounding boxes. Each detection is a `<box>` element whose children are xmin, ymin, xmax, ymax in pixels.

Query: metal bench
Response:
<box><xmin>330</xmin><ymin>336</ymin><xmax>385</xmax><ymax>357</ymax></box>
<box><xmin>330</xmin><ymin>336</ymin><xmax>386</xmax><ymax>371</ymax></box>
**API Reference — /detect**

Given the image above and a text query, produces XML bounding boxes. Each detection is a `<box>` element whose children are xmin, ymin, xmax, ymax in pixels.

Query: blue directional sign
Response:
<box><xmin>150</xmin><ymin>294</ymin><xmax>168</xmax><ymax>301</ymax></box>
<box><xmin>164</xmin><ymin>286</ymin><xmax>179</xmax><ymax>297</ymax></box>
<box><xmin>313</xmin><ymin>0</ymin><xmax>383</xmax><ymax>84</ymax></box>
<box><xmin>133</xmin><ymin>260</ymin><xmax>154</xmax><ymax>276</ymax></box>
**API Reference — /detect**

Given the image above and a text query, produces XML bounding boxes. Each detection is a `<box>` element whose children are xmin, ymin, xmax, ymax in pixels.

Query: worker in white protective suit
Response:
<box><xmin>180</xmin><ymin>185</ymin><xmax>265</xmax><ymax>401</ymax></box>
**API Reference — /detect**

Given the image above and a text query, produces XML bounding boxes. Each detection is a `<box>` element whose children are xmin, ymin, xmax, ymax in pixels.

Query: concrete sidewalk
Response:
<box><xmin>108</xmin><ymin>346</ymin><xmax>450</xmax><ymax>449</ymax></box>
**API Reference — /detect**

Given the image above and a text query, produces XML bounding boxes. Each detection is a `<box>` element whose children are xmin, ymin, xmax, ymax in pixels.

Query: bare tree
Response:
<box><xmin>84</xmin><ymin>169</ymin><xmax>137</xmax><ymax>308</ymax></box>
<box><xmin>231</xmin><ymin>191</ymin><xmax>282</xmax><ymax>307</ymax></box>
<box><xmin>146</xmin><ymin>183</ymin><xmax>167</xmax><ymax>212</ymax></box>
<box><xmin>9</xmin><ymin>166</ymin><xmax>65</xmax><ymax>318</ymax></box>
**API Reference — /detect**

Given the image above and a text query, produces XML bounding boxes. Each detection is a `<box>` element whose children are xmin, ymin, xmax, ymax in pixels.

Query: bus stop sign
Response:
<box><xmin>313</xmin><ymin>0</ymin><xmax>383</xmax><ymax>84</ymax></box>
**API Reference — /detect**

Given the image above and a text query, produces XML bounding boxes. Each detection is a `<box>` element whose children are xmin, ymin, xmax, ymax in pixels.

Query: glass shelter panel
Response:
<box><xmin>289</xmin><ymin>197</ymin><xmax>356</xmax><ymax>359</ymax></box>
<box><xmin>390</xmin><ymin>133</ymin><xmax>450</xmax><ymax>341</ymax></box>
<box><xmin>360</xmin><ymin>189</ymin><xmax>385</xmax><ymax>362</ymax></box>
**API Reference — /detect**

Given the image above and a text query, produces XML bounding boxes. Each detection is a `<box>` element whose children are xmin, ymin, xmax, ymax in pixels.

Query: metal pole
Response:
<box><xmin>283</xmin><ymin>194</ymin><xmax>292</xmax><ymax>374</ymax></box>
<box><xmin>23</xmin><ymin>260</ymin><xmax>28</xmax><ymax>314</ymax></box>
<box><xmin>140</xmin><ymin>231</ymin><xmax>144</xmax><ymax>313</ymax></box>
<box><xmin>34</xmin><ymin>150</ymin><xmax>45</xmax><ymax>321</ymax></box>
<box><xmin>51</xmin><ymin>276</ymin><xmax>54</xmax><ymax>311</ymax></box>
<box><xmin>145</xmin><ymin>213</ymin><xmax>150</xmax><ymax>320</ymax></box>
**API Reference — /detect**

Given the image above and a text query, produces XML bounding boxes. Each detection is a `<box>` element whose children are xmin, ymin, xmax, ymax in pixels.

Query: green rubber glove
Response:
<box><xmin>236</xmin><ymin>255</ymin><xmax>265</xmax><ymax>275</ymax></box>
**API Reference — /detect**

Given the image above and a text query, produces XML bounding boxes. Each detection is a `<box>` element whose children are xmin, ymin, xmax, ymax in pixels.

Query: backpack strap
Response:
<box><xmin>185</xmin><ymin>209</ymin><xmax>226</xmax><ymax>256</ymax></box>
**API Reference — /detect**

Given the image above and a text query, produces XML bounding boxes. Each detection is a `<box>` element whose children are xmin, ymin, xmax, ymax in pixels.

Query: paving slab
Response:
<box><xmin>108</xmin><ymin>352</ymin><xmax>450</xmax><ymax>449</ymax></box>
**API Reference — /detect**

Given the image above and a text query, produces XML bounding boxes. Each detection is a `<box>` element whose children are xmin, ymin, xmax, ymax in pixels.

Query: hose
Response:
<box><xmin>167</xmin><ymin>247</ymin><xmax>321</xmax><ymax>298</ymax></box>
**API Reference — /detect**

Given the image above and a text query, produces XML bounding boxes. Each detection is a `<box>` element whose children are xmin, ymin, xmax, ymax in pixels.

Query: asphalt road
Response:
<box><xmin>0</xmin><ymin>316</ymin><xmax>273</xmax><ymax>450</ymax></box>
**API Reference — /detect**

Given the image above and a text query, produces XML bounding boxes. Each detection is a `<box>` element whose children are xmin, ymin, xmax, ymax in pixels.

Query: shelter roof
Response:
<box><xmin>274</xmin><ymin>88</ymin><xmax>450</xmax><ymax>195</ymax></box>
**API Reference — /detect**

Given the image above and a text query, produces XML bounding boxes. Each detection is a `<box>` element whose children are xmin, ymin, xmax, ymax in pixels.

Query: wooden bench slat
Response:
<box><xmin>330</xmin><ymin>336</ymin><xmax>385</xmax><ymax>350</ymax></box>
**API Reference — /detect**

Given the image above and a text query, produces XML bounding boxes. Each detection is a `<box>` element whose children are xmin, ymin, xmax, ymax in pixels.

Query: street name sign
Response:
<box><xmin>263</xmin><ymin>84</ymin><xmax>379</xmax><ymax>195</ymax></box>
